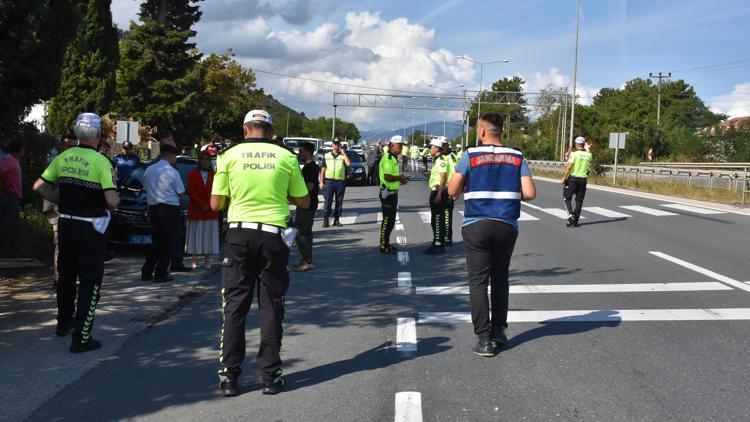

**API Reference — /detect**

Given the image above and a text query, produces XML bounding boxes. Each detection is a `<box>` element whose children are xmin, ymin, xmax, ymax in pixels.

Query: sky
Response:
<box><xmin>100</xmin><ymin>0</ymin><xmax>750</xmax><ymax>131</ymax></box>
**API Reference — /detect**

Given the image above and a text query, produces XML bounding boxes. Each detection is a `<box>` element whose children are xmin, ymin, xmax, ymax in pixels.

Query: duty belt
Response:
<box><xmin>59</xmin><ymin>213</ymin><xmax>99</xmax><ymax>222</ymax></box>
<box><xmin>228</xmin><ymin>222</ymin><xmax>281</xmax><ymax>234</ymax></box>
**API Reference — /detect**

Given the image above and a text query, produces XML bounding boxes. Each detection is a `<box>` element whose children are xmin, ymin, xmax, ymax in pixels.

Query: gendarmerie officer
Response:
<box><xmin>210</xmin><ymin>110</ymin><xmax>309</xmax><ymax>397</ymax></box>
<box><xmin>33</xmin><ymin>113</ymin><xmax>120</xmax><ymax>353</ymax></box>
<box><xmin>423</xmin><ymin>137</ymin><xmax>450</xmax><ymax>255</ymax></box>
<box><xmin>378</xmin><ymin>135</ymin><xmax>409</xmax><ymax>254</ymax></box>
<box><xmin>447</xmin><ymin>111</ymin><xmax>536</xmax><ymax>357</ymax></box>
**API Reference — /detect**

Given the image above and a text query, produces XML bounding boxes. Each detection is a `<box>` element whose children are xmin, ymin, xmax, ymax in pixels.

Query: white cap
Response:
<box><xmin>244</xmin><ymin>109</ymin><xmax>273</xmax><ymax>125</ymax></box>
<box><xmin>74</xmin><ymin>112</ymin><xmax>101</xmax><ymax>129</ymax></box>
<box><xmin>429</xmin><ymin>138</ymin><xmax>446</xmax><ymax>148</ymax></box>
<box><xmin>575</xmin><ymin>136</ymin><xmax>586</xmax><ymax>144</ymax></box>
<box><xmin>389</xmin><ymin>135</ymin><xmax>404</xmax><ymax>144</ymax></box>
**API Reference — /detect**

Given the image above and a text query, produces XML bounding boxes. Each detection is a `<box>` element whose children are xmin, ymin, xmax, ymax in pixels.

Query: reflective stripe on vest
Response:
<box><xmin>324</xmin><ymin>152</ymin><xmax>346</xmax><ymax>180</ymax></box>
<box><xmin>463</xmin><ymin>146</ymin><xmax>523</xmax><ymax>221</ymax></box>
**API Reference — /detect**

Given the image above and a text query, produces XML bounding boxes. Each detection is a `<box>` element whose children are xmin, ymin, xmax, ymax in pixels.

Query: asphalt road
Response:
<box><xmin>28</xmin><ymin>171</ymin><xmax>750</xmax><ymax>422</ymax></box>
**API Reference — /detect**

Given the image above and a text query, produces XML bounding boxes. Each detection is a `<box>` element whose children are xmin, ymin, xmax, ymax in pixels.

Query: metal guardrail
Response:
<box><xmin>528</xmin><ymin>160</ymin><xmax>750</xmax><ymax>204</ymax></box>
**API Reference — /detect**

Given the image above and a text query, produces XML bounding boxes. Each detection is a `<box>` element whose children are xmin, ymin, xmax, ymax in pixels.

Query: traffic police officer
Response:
<box><xmin>447</xmin><ymin>111</ymin><xmax>536</xmax><ymax>357</ymax></box>
<box><xmin>378</xmin><ymin>135</ymin><xmax>409</xmax><ymax>254</ymax></box>
<box><xmin>210</xmin><ymin>109</ymin><xmax>309</xmax><ymax>396</ymax></box>
<box><xmin>561</xmin><ymin>136</ymin><xmax>593</xmax><ymax>227</ymax></box>
<box><xmin>33</xmin><ymin>113</ymin><xmax>120</xmax><ymax>353</ymax></box>
<box><xmin>442</xmin><ymin>140</ymin><xmax>458</xmax><ymax>245</ymax></box>
<box><xmin>409</xmin><ymin>141</ymin><xmax>420</xmax><ymax>171</ymax></box>
<box><xmin>319</xmin><ymin>139</ymin><xmax>351</xmax><ymax>227</ymax></box>
<box><xmin>423</xmin><ymin>138</ymin><xmax>450</xmax><ymax>255</ymax></box>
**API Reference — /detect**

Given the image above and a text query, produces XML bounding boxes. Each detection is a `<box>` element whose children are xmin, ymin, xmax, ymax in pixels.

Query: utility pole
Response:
<box><xmin>649</xmin><ymin>72</ymin><xmax>671</xmax><ymax>125</ymax></box>
<box><xmin>568</xmin><ymin>0</ymin><xmax>581</xmax><ymax>150</ymax></box>
<box><xmin>331</xmin><ymin>105</ymin><xmax>337</xmax><ymax>140</ymax></box>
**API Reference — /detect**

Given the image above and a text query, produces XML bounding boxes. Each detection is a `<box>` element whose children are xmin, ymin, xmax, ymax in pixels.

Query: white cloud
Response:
<box><xmin>524</xmin><ymin>68</ymin><xmax>599</xmax><ymax>106</ymax></box>
<box><xmin>709</xmin><ymin>83</ymin><xmax>750</xmax><ymax>118</ymax></box>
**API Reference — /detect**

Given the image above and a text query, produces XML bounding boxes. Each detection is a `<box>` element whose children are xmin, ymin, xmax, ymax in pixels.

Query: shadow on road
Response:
<box><xmin>503</xmin><ymin>310</ymin><xmax>621</xmax><ymax>352</ymax></box>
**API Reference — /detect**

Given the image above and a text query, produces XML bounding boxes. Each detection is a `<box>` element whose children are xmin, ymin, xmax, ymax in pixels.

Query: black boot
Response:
<box><xmin>218</xmin><ymin>373</ymin><xmax>239</xmax><ymax>397</ymax></box>
<box><xmin>333</xmin><ymin>217</ymin><xmax>342</xmax><ymax>227</ymax></box>
<box><xmin>322</xmin><ymin>219</ymin><xmax>330</xmax><ymax>228</ymax></box>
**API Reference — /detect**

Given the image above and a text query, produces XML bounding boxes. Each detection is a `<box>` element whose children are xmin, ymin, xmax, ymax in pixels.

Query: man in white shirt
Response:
<box><xmin>141</xmin><ymin>145</ymin><xmax>185</xmax><ymax>282</ymax></box>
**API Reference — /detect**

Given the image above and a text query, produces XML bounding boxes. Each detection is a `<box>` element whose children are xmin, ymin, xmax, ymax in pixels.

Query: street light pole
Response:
<box><xmin>568</xmin><ymin>0</ymin><xmax>581</xmax><ymax>149</ymax></box>
<box><xmin>457</xmin><ymin>55</ymin><xmax>509</xmax><ymax>145</ymax></box>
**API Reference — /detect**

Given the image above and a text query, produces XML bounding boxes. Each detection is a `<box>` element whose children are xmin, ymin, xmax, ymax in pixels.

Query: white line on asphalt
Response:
<box><xmin>395</xmin><ymin>223</ymin><xmax>405</xmax><ymax>231</ymax></box>
<box><xmin>415</xmin><ymin>282</ymin><xmax>732</xmax><ymax>295</ymax></box>
<box><xmin>377</xmin><ymin>212</ymin><xmax>401</xmax><ymax>223</ymax></box>
<box><xmin>521</xmin><ymin>203</ymin><xmax>584</xmax><ymax>219</ymax></box>
<box><xmin>660</xmin><ymin>203</ymin><xmax>726</xmax><ymax>215</ymax></box>
<box><xmin>395</xmin><ymin>391</ymin><xmax>422</xmax><ymax>422</ymax></box>
<box><xmin>338</xmin><ymin>212</ymin><xmax>358</xmax><ymax>225</ymax></box>
<box><xmin>649</xmin><ymin>251</ymin><xmax>750</xmax><ymax>293</ymax></box>
<box><xmin>397</xmin><ymin>236</ymin><xmax>408</xmax><ymax>245</ymax></box>
<box><xmin>418</xmin><ymin>211</ymin><xmax>431</xmax><ymax>223</ymax></box>
<box><xmin>583</xmin><ymin>207</ymin><xmax>632</xmax><ymax>218</ymax></box>
<box><xmin>396</xmin><ymin>318</ymin><xmax>417</xmax><ymax>353</ymax></box>
<box><xmin>420</xmin><ymin>308</ymin><xmax>750</xmax><ymax>323</ymax></box>
<box><xmin>398</xmin><ymin>272</ymin><xmax>412</xmax><ymax>287</ymax></box>
<box><xmin>459</xmin><ymin>210</ymin><xmax>539</xmax><ymax>221</ymax></box>
<box><xmin>317</xmin><ymin>195</ymin><xmax>324</xmax><ymax>202</ymax></box>
<box><xmin>619</xmin><ymin>205</ymin><xmax>679</xmax><ymax>216</ymax></box>
<box><xmin>398</xmin><ymin>251</ymin><xmax>409</xmax><ymax>265</ymax></box>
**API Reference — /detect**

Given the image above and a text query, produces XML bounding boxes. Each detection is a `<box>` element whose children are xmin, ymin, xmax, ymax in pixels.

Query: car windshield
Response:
<box><xmin>121</xmin><ymin>159</ymin><xmax>196</xmax><ymax>191</ymax></box>
<box><xmin>346</xmin><ymin>151</ymin><xmax>363</xmax><ymax>163</ymax></box>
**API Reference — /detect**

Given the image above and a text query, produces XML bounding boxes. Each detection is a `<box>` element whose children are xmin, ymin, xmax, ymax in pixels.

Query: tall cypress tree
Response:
<box><xmin>47</xmin><ymin>0</ymin><xmax>119</xmax><ymax>136</ymax></box>
<box><xmin>115</xmin><ymin>0</ymin><xmax>204</xmax><ymax>143</ymax></box>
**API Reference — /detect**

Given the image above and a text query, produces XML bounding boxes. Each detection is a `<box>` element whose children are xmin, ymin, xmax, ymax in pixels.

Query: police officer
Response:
<box><xmin>447</xmin><ymin>112</ymin><xmax>536</xmax><ymax>357</ymax></box>
<box><xmin>210</xmin><ymin>109</ymin><xmax>309</xmax><ymax>397</ymax></box>
<box><xmin>33</xmin><ymin>113</ymin><xmax>120</xmax><ymax>353</ymax></box>
<box><xmin>561</xmin><ymin>136</ymin><xmax>593</xmax><ymax>227</ymax></box>
<box><xmin>442</xmin><ymin>139</ymin><xmax>458</xmax><ymax>246</ymax></box>
<box><xmin>409</xmin><ymin>141</ymin><xmax>420</xmax><ymax>172</ymax></box>
<box><xmin>319</xmin><ymin>139</ymin><xmax>351</xmax><ymax>227</ymax></box>
<box><xmin>378</xmin><ymin>135</ymin><xmax>409</xmax><ymax>254</ymax></box>
<box><xmin>423</xmin><ymin>138</ymin><xmax>450</xmax><ymax>255</ymax></box>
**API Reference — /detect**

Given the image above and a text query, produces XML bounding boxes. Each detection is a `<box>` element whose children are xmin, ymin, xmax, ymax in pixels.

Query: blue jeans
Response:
<box><xmin>323</xmin><ymin>178</ymin><xmax>346</xmax><ymax>219</ymax></box>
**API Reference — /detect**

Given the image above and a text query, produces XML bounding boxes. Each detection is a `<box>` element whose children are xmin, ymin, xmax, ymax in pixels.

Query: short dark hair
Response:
<box><xmin>479</xmin><ymin>111</ymin><xmax>504</xmax><ymax>135</ymax></box>
<box><xmin>5</xmin><ymin>139</ymin><xmax>23</xmax><ymax>153</ymax></box>
<box><xmin>299</xmin><ymin>142</ymin><xmax>315</xmax><ymax>154</ymax></box>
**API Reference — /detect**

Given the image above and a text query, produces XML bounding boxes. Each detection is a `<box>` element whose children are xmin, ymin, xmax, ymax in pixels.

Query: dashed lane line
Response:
<box><xmin>396</xmin><ymin>318</ymin><xmax>417</xmax><ymax>353</ymax></box>
<box><xmin>395</xmin><ymin>391</ymin><xmax>422</xmax><ymax>422</ymax></box>
<box><xmin>398</xmin><ymin>272</ymin><xmax>412</xmax><ymax>287</ymax></box>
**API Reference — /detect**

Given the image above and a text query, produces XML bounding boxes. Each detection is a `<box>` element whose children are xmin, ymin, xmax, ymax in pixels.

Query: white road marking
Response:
<box><xmin>416</xmin><ymin>282</ymin><xmax>732</xmax><ymax>295</ymax></box>
<box><xmin>418</xmin><ymin>211</ymin><xmax>431</xmax><ymax>223</ymax></box>
<box><xmin>619</xmin><ymin>205</ymin><xmax>678</xmax><ymax>216</ymax></box>
<box><xmin>396</xmin><ymin>318</ymin><xmax>417</xmax><ymax>353</ymax></box>
<box><xmin>398</xmin><ymin>272</ymin><xmax>412</xmax><ymax>287</ymax></box>
<box><xmin>398</xmin><ymin>251</ymin><xmax>409</xmax><ymax>265</ymax></box>
<box><xmin>338</xmin><ymin>212</ymin><xmax>358</xmax><ymax>225</ymax></box>
<box><xmin>395</xmin><ymin>223</ymin><xmax>405</xmax><ymax>231</ymax></box>
<box><xmin>395</xmin><ymin>391</ymin><xmax>422</xmax><ymax>422</ymax></box>
<box><xmin>420</xmin><ymin>308</ymin><xmax>750</xmax><ymax>323</ymax></box>
<box><xmin>317</xmin><ymin>195</ymin><xmax>324</xmax><ymax>202</ymax></box>
<box><xmin>397</xmin><ymin>236</ymin><xmax>408</xmax><ymax>245</ymax></box>
<box><xmin>660</xmin><ymin>203</ymin><xmax>726</xmax><ymax>215</ymax></box>
<box><xmin>583</xmin><ymin>207</ymin><xmax>632</xmax><ymax>218</ymax></box>
<box><xmin>541</xmin><ymin>208</ymin><xmax>585</xmax><ymax>219</ymax></box>
<box><xmin>459</xmin><ymin>210</ymin><xmax>539</xmax><ymax>221</ymax></box>
<box><xmin>649</xmin><ymin>251</ymin><xmax>750</xmax><ymax>293</ymax></box>
<box><xmin>377</xmin><ymin>212</ymin><xmax>401</xmax><ymax>223</ymax></box>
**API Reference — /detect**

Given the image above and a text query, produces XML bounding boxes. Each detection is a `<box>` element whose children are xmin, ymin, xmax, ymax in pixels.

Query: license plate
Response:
<box><xmin>129</xmin><ymin>235</ymin><xmax>152</xmax><ymax>244</ymax></box>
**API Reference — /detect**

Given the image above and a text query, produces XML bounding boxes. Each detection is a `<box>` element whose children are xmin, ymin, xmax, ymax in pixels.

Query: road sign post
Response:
<box><xmin>609</xmin><ymin>132</ymin><xmax>627</xmax><ymax>184</ymax></box>
<box><xmin>116</xmin><ymin>120</ymin><xmax>140</xmax><ymax>145</ymax></box>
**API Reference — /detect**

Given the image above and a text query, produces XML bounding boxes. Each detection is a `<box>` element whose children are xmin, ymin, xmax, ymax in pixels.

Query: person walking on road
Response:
<box><xmin>140</xmin><ymin>143</ymin><xmax>185</xmax><ymax>282</ymax></box>
<box><xmin>401</xmin><ymin>144</ymin><xmax>410</xmax><ymax>171</ymax></box>
<box><xmin>210</xmin><ymin>109</ymin><xmax>309</xmax><ymax>397</ymax></box>
<box><xmin>378</xmin><ymin>135</ymin><xmax>409</xmax><ymax>254</ymax></box>
<box><xmin>185</xmin><ymin>151</ymin><xmax>219</xmax><ymax>269</ymax></box>
<box><xmin>33</xmin><ymin>113</ymin><xmax>120</xmax><ymax>353</ymax></box>
<box><xmin>319</xmin><ymin>139</ymin><xmax>351</xmax><ymax>228</ymax></box>
<box><xmin>561</xmin><ymin>136</ymin><xmax>593</xmax><ymax>227</ymax></box>
<box><xmin>447</xmin><ymin>111</ymin><xmax>536</xmax><ymax>357</ymax></box>
<box><xmin>423</xmin><ymin>138</ymin><xmax>450</xmax><ymax>255</ymax></box>
<box><xmin>294</xmin><ymin>142</ymin><xmax>319</xmax><ymax>272</ymax></box>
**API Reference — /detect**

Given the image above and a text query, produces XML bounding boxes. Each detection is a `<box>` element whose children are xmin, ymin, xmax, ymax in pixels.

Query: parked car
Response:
<box><xmin>284</xmin><ymin>137</ymin><xmax>322</xmax><ymax>155</ymax></box>
<box><xmin>109</xmin><ymin>157</ymin><xmax>197</xmax><ymax>245</ymax></box>
<box><xmin>312</xmin><ymin>149</ymin><xmax>366</xmax><ymax>186</ymax></box>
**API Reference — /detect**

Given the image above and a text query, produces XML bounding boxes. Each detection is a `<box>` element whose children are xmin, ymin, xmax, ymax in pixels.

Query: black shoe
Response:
<box><xmin>262</xmin><ymin>369</ymin><xmax>284</xmax><ymax>395</ymax></box>
<box><xmin>141</xmin><ymin>272</ymin><xmax>154</xmax><ymax>281</ymax></box>
<box><xmin>70</xmin><ymin>339</ymin><xmax>102</xmax><ymax>353</ymax></box>
<box><xmin>55</xmin><ymin>321</ymin><xmax>73</xmax><ymax>337</ymax></box>
<box><xmin>322</xmin><ymin>219</ymin><xmax>330</xmax><ymax>228</ymax></box>
<box><xmin>566</xmin><ymin>217</ymin><xmax>575</xmax><ymax>227</ymax></box>
<box><xmin>490</xmin><ymin>326</ymin><xmax>508</xmax><ymax>346</ymax></box>
<box><xmin>333</xmin><ymin>218</ymin><xmax>342</xmax><ymax>227</ymax></box>
<box><xmin>423</xmin><ymin>244</ymin><xmax>445</xmax><ymax>255</ymax></box>
<box><xmin>472</xmin><ymin>339</ymin><xmax>495</xmax><ymax>357</ymax></box>
<box><xmin>573</xmin><ymin>220</ymin><xmax>581</xmax><ymax>227</ymax></box>
<box><xmin>379</xmin><ymin>245</ymin><xmax>398</xmax><ymax>254</ymax></box>
<box><xmin>170</xmin><ymin>266</ymin><xmax>192</xmax><ymax>273</ymax></box>
<box><xmin>218</xmin><ymin>373</ymin><xmax>238</xmax><ymax>397</ymax></box>
<box><xmin>154</xmin><ymin>274</ymin><xmax>174</xmax><ymax>282</ymax></box>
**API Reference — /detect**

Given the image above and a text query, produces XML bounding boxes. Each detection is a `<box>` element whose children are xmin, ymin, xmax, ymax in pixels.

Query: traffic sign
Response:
<box><xmin>609</xmin><ymin>132</ymin><xmax>626</xmax><ymax>149</ymax></box>
<box><xmin>116</xmin><ymin>121</ymin><xmax>140</xmax><ymax>145</ymax></box>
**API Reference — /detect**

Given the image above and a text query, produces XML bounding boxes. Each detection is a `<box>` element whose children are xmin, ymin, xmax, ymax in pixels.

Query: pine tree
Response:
<box><xmin>115</xmin><ymin>0</ymin><xmax>204</xmax><ymax>144</ymax></box>
<box><xmin>47</xmin><ymin>0</ymin><xmax>119</xmax><ymax>136</ymax></box>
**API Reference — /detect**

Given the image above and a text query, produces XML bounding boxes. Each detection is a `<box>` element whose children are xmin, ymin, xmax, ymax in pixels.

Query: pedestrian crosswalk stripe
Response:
<box><xmin>397</xmin><ymin>235</ymin><xmax>408</xmax><ymax>245</ymax></box>
<box><xmin>398</xmin><ymin>272</ymin><xmax>412</xmax><ymax>287</ymax></box>
<box><xmin>619</xmin><ymin>205</ymin><xmax>678</xmax><ymax>216</ymax></box>
<box><xmin>583</xmin><ymin>207</ymin><xmax>631</xmax><ymax>218</ymax></box>
<box><xmin>338</xmin><ymin>212</ymin><xmax>358</xmax><ymax>225</ymax></box>
<box><xmin>415</xmin><ymin>282</ymin><xmax>732</xmax><ymax>295</ymax></box>
<box><xmin>458</xmin><ymin>210</ymin><xmax>539</xmax><ymax>221</ymax></box>
<box><xmin>540</xmin><ymin>208</ymin><xmax>585</xmax><ymax>219</ymax></box>
<box><xmin>395</xmin><ymin>223</ymin><xmax>405</xmax><ymax>231</ymax></box>
<box><xmin>396</xmin><ymin>318</ymin><xmax>417</xmax><ymax>353</ymax></box>
<box><xmin>398</xmin><ymin>251</ymin><xmax>409</xmax><ymax>265</ymax></box>
<box><xmin>419</xmin><ymin>308</ymin><xmax>750</xmax><ymax>323</ymax></box>
<box><xmin>660</xmin><ymin>203</ymin><xmax>725</xmax><ymax>215</ymax></box>
<box><xmin>377</xmin><ymin>212</ymin><xmax>401</xmax><ymax>223</ymax></box>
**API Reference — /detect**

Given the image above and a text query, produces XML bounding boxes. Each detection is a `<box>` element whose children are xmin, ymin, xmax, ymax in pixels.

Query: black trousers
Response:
<box><xmin>462</xmin><ymin>220</ymin><xmax>518</xmax><ymax>340</ymax></box>
<box><xmin>429</xmin><ymin>189</ymin><xmax>447</xmax><ymax>245</ymax></box>
<box><xmin>322</xmin><ymin>178</ymin><xmax>346</xmax><ymax>219</ymax></box>
<box><xmin>295</xmin><ymin>208</ymin><xmax>315</xmax><ymax>263</ymax></box>
<box><xmin>57</xmin><ymin>218</ymin><xmax>107</xmax><ymax>344</ymax></box>
<box><xmin>445</xmin><ymin>198</ymin><xmax>455</xmax><ymax>243</ymax></box>
<box><xmin>563</xmin><ymin>176</ymin><xmax>588</xmax><ymax>222</ymax></box>
<box><xmin>142</xmin><ymin>204</ymin><xmax>181</xmax><ymax>278</ymax></box>
<box><xmin>379</xmin><ymin>190</ymin><xmax>398</xmax><ymax>248</ymax></box>
<box><xmin>219</xmin><ymin>227</ymin><xmax>289</xmax><ymax>382</ymax></box>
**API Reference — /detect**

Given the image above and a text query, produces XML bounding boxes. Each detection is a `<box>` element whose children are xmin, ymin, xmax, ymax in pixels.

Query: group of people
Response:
<box><xmin>26</xmin><ymin>104</ymin><xmax>596</xmax><ymax>397</ymax></box>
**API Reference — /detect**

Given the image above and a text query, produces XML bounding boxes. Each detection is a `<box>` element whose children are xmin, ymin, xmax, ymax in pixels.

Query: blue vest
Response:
<box><xmin>463</xmin><ymin>146</ymin><xmax>523</xmax><ymax>221</ymax></box>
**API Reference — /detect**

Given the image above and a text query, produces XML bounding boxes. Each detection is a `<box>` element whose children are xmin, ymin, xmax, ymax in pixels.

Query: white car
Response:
<box><xmin>284</xmin><ymin>137</ymin><xmax>322</xmax><ymax>155</ymax></box>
